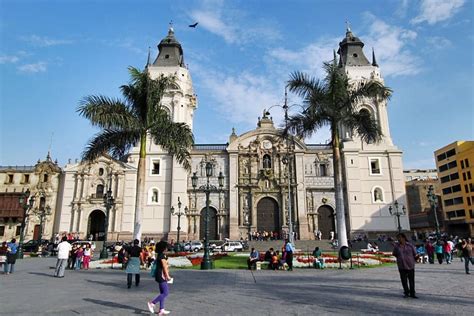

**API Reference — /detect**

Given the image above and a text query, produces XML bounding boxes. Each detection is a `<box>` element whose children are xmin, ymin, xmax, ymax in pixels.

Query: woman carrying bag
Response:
<box><xmin>148</xmin><ymin>241</ymin><xmax>172</xmax><ymax>315</ymax></box>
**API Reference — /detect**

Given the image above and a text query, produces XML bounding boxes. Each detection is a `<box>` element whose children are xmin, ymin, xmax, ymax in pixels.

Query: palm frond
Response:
<box><xmin>82</xmin><ymin>129</ymin><xmax>141</xmax><ymax>161</ymax></box>
<box><xmin>344</xmin><ymin>110</ymin><xmax>382</xmax><ymax>144</ymax></box>
<box><xmin>287</xmin><ymin>71</ymin><xmax>321</xmax><ymax>100</ymax></box>
<box><xmin>77</xmin><ymin>96</ymin><xmax>138</xmax><ymax>129</ymax></box>
<box><xmin>150</xmin><ymin>118</ymin><xmax>194</xmax><ymax>171</ymax></box>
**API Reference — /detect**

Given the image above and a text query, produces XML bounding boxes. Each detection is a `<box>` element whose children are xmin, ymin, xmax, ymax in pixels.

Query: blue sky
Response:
<box><xmin>1</xmin><ymin>0</ymin><xmax>472</xmax><ymax>169</ymax></box>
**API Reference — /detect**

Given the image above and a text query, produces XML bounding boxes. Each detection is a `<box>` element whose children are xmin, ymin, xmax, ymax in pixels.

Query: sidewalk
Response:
<box><xmin>0</xmin><ymin>257</ymin><xmax>471</xmax><ymax>315</ymax></box>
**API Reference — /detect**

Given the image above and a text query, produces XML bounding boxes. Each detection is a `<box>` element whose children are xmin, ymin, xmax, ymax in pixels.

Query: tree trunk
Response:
<box><xmin>133</xmin><ymin>133</ymin><xmax>147</xmax><ymax>242</ymax></box>
<box><xmin>332</xmin><ymin>126</ymin><xmax>348</xmax><ymax>247</ymax></box>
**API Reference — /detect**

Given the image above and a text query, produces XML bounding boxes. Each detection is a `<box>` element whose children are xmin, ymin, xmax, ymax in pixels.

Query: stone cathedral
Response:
<box><xmin>0</xmin><ymin>26</ymin><xmax>409</xmax><ymax>242</ymax></box>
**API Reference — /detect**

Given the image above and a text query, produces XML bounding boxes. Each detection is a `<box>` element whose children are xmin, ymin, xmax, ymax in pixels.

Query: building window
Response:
<box><xmin>6</xmin><ymin>174</ymin><xmax>14</xmax><ymax>184</ymax></box>
<box><xmin>468</xmin><ymin>171</ymin><xmax>472</xmax><ymax>180</ymax></box>
<box><xmin>319</xmin><ymin>164</ymin><xmax>327</xmax><ymax>176</ymax></box>
<box><xmin>263</xmin><ymin>154</ymin><xmax>272</xmax><ymax>169</ymax></box>
<box><xmin>148</xmin><ymin>187</ymin><xmax>160</xmax><ymax>204</ymax></box>
<box><xmin>465</xmin><ymin>159</ymin><xmax>470</xmax><ymax>168</ymax></box>
<box><xmin>99</xmin><ymin>168</ymin><xmax>104</xmax><ymax>176</ymax></box>
<box><xmin>15</xmin><ymin>226</ymin><xmax>21</xmax><ymax>236</ymax></box>
<box><xmin>461</xmin><ymin>160</ymin><xmax>465</xmax><ymax>169</ymax></box>
<box><xmin>23</xmin><ymin>174</ymin><xmax>30</xmax><ymax>184</ymax></box>
<box><xmin>96</xmin><ymin>184</ymin><xmax>104</xmax><ymax>198</ymax></box>
<box><xmin>369</xmin><ymin>158</ymin><xmax>381</xmax><ymax>175</ymax></box>
<box><xmin>150</xmin><ymin>159</ymin><xmax>161</xmax><ymax>175</ymax></box>
<box><xmin>465</xmin><ymin>184</ymin><xmax>469</xmax><ymax>193</ymax></box>
<box><xmin>468</xmin><ymin>197</ymin><xmax>471</xmax><ymax>206</ymax></box>
<box><xmin>372</xmin><ymin>187</ymin><xmax>384</xmax><ymax>203</ymax></box>
<box><xmin>43</xmin><ymin>174</ymin><xmax>49</xmax><ymax>182</ymax></box>
<box><xmin>0</xmin><ymin>226</ymin><xmax>4</xmax><ymax>237</ymax></box>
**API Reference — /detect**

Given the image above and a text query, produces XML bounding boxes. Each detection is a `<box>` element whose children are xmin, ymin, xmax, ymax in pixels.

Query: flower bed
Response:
<box><xmin>293</xmin><ymin>252</ymin><xmax>396</xmax><ymax>268</ymax></box>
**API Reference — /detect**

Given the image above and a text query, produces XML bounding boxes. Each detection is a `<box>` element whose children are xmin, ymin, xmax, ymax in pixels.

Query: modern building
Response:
<box><xmin>405</xmin><ymin>179</ymin><xmax>444</xmax><ymax>236</ymax></box>
<box><xmin>404</xmin><ymin>169</ymin><xmax>438</xmax><ymax>182</ymax></box>
<box><xmin>0</xmin><ymin>153</ymin><xmax>62</xmax><ymax>241</ymax></box>
<box><xmin>434</xmin><ymin>141</ymin><xmax>474</xmax><ymax>237</ymax></box>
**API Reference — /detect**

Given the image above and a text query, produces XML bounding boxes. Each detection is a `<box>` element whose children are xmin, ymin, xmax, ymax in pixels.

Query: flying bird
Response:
<box><xmin>189</xmin><ymin>22</ymin><xmax>198</xmax><ymax>28</ymax></box>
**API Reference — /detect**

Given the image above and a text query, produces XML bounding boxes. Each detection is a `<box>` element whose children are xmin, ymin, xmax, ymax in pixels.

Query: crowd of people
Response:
<box><xmin>247</xmin><ymin>239</ymin><xmax>296</xmax><ymax>271</ymax></box>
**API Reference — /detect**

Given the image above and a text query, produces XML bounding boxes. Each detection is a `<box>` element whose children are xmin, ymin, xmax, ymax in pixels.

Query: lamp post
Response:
<box><xmin>17</xmin><ymin>189</ymin><xmax>35</xmax><ymax>259</ymax></box>
<box><xmin>389</xmin><ymin>200</ymin><xmax>406</xmax><ymax>234</ymax></box>
<box><xmin>100</xmin><ymin>183</ymin><xmax>115</xmax><ymax>259</ymax></box>
<box><xmin>171</xmin><ymin>197</ymin><xmax>188</xmax><ymax>252</ymax></box>
<box><xmin>265</xmin><ymin>88</ymin><xmax>295</xmax><ymax>243</ymax></box>
<box><xmin>426</xmin><ymin>185</ymin><xmax>441</xmax><ymax>239</ymax></box>
<box><xmin>191</xmin><ymin>162</ymin><xmax>224</xmax><ymax>270</ymax></box>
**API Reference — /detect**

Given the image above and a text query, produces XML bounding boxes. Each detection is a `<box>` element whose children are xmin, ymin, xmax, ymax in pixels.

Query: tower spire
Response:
<box><xmin>372</xmin><ymin>47</ymin><xmax>378</xmax><ymax>67</ymax></box>
<box><xmin>146</xmin><ymin>47</ymin><xmax>151</xmax><ymax>66</ymax></box>
<box><xmin>333</xmin><ymin>49</ymin><xmax>337</xmax><ymax>65</ymax></box>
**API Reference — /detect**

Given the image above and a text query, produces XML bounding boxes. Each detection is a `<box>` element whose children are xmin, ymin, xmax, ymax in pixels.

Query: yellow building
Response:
<box><xmin>434</xmin><ymin>141</ymin><xmax>474</xmax><ymax>237</ymax></box>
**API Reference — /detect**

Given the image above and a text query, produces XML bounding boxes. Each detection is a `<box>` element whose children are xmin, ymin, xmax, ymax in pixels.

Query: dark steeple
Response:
<box><xmin>153</xmin><ymin>24</ymin><xmax>185</xmax><ymax>67</ymax></box>
<box><xmin>337</xmin><ymin>25</ymin><xmax>371</xmax><ymax>67</ymax></box>
<box><xmin>371</xmin><ymin>48</ymin><xmax>378</xmax><ymax>67</ymax></box>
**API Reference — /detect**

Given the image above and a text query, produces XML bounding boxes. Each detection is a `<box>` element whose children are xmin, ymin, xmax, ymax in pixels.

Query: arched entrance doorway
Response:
<box><xmin>88</xmin><ymin>210</ymin><xmax>106</xmax><ymax>241</ymax></box>
<box><xmin>199</xmin><ymin>207</ymin><xmax>218</xmax><ymax>241</ymax></box>
<box><xmin>257</xmin><ymin>197</ymin><xmax>280</xmax><ymax>233</ymax></box>
<box><xmin>317</xmin><ymin>205</ymin><xmax>335</xmax><ymax>240</ymax></box>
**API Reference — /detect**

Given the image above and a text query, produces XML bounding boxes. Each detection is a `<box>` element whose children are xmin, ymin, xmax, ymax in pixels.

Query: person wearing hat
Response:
<box><xmin>124</xmin><ymin>239</ymin><xmax>144</xmax><ymax>288</ymax></box>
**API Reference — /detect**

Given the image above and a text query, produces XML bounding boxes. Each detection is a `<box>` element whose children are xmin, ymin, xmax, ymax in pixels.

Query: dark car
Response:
<box><xmin>22</xmin><ymin>239</ymin><xmax>50</xmax><ymax>253</ymax></box>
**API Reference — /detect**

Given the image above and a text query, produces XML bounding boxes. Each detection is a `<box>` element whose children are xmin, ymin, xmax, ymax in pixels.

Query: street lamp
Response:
<box><xmin>427</xmin><ymin>185</ymin><xmax>441</xmax><ymax>239</ymax></box>
<box><xmin>171</xmin><ymin>197</ymin><xmax>188</xmax><ymax>252</ymax></box>
<box><xmin>389</xmin><ymin>200</ymin><xmax>406</xmax><ymax>234</ymax></box>
<box><xmin>100</xmin><ymin>183</ymin><xmax>115</xmax><ymax>259</ymax></box>
<box><xmin>17</xmin><ymin>189</ymin><xmax>35</xmax><ymax>259</ymax></box>
<box><xmin>191</xmin><ymin>162</ymin><xmax>224</xmax><ymax>270</ymax></box>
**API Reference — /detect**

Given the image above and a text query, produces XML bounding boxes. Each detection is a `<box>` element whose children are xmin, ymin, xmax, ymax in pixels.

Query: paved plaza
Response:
<box><xmin>0</xmin><ymin>257</ymin><xmax>472</xmax><ymax>315</ymax></box>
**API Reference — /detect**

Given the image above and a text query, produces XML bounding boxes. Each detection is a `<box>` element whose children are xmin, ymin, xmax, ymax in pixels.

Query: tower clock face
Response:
<box><xmin>262</xmin><ymin>140</ymin><xmax>272</xmax><ymax>149</ymax></box>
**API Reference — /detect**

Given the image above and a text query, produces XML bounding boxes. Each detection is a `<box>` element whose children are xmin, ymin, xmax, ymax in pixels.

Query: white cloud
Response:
<box><xmin>362</xmin><ymin>14</ymin><xmax>422</xmax><ymax>77</ymax></box>
<box><xmin>411</xmin><ymin>0</ymin><xmax>466</xmax><ymax>25</ymax></box>
<box><xmin>21</xmin><ymin>35</ymin><xmax>73</xmax><ymax>47</ymax></box>
<box><xmin>426</xmin><ymin>36</ymin><xmax>452</xmax><ymax>49</ymax></box>
<box><xmin>0</xmin><ymin>55</ymin><xmax>19</xmax><ymax>64</ymax></box>
<box><xmin>189</xmin><ymin>0</ymin><xmax>280</xmax><ymax>45</ymax></box>
<box><xmin>18</xmin><ymin>62</ymin><xmax>47</xmax><ymax>73</ymax></box>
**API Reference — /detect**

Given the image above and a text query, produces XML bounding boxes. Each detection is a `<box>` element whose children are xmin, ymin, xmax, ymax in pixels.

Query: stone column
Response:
<box><xmin>295</xmin><ymin>153</ymin><xmax>310</xmax><ymax>239</ymax></box>
<box><xmin>229</xmin><ymin>153</ymin><xmax>239</xmax><ymax>239</ymax></box>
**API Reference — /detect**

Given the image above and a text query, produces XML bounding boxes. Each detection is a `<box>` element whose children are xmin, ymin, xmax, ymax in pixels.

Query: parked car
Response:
<box><xmin>22</xmin><ymin>239</ymin><xmax>50</xmax><ymax>253</ymax></box>
<box><xmin>210</xmin><ymin>241</ymin><xmax>225</xmax><ymax>251</ymax></box>
<box><xmin>184</xmin><ymin>241</ymin><xmax>203</xmax><ymax>252</ymax></box>
<box><xmin>221</xmin><ymin>241</ymin><xmax>243</xmax><ymax>252</ymax></box>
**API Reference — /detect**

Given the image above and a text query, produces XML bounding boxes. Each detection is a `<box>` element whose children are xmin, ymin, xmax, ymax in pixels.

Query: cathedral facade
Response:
<box><xmin>0</xmin><ymin>27</ymin><xmax>409</xmax><ymax>242</ymax></box>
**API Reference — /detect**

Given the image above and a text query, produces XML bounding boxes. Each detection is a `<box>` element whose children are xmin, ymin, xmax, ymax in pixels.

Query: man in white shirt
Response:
<box><xmin>54</xmin><ymin>236</ymin><xmax>72</xmax><ymax>278</ymax></box>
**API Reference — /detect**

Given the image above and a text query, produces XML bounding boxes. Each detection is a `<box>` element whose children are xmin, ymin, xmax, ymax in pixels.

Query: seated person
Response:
<box><xmin>312</xmin><ymin>247</ymin><xmax>325</xmax><ymax>268</ymax></box>
<box><xmin>271</xmin><ymin>251</ymin><xmax>280</xmax><ymax>270</ymax></box>
<box><xmin>367</xmin><ymin>242</ymin><xmax>375</xmax><ymax>252</ymax></box>
<box><xmin>247</xmin><ymin>248</ymin><xmax>259</xmax><ymax>270</ymax></box>
<box><xmin>264</xmin><ymin>248</ymin><xmax>275</xmax><ymax>269</ymax></box>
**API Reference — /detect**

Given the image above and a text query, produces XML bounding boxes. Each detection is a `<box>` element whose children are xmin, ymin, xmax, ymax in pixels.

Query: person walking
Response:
<box><xmin>435</xmin><ymin>241</ymin><xmax>444</xmax><ymax>264</ymax></box>
<box><xmin>148</xmin><ymin>241</ymin><xmax>172</xmax><ymax>315</ymax></box>
<box><xmin>54</xmin><ymin>236</ymin><xmax>72</xmax><ymax>278</ymax></box>
<box><xmin>5</xmin><ymin>239</ymin><xmax>19</xmax><ymax>275</ymax></box>
<box><xmin>75</xmin><ymin>246</ymin><xmax>84</xmax><ymax>270</ymax></box>
<box><xmin>425</xmin><ymin>240</ymin><xmax>435</xmax><ymax>264</ymax></box>
<box><xmin>392</xmin><ymin>233</ymin><xmax>418</xmax><ymax>298</ymax></box>
<box><xmin>443</xmin><ymin>240</ymin><xmax>452</xmax><ymax>264</ymax></box>
<box><xmin>0</xmin><ymin>241</ymin><xmax>8</xmax><ymax>273</ymax></box>
<box><xmin>82</xmin><ymin>244</ymin><xmax>92</xmax><ymax>270</ymax></box>
<box><xmin>461</xmin><ymin>238</ymin><xmax>473</xmax><ymax>274</ymax></box>
<box><xmin>285</xmin><ymin>239</ymin><xmax>295</xmax><ymax>271</ymax></box>
<box><xmin>125</xmin><ymin>239</ymin><xmax>143</xmax><ymax>288</ymax></box>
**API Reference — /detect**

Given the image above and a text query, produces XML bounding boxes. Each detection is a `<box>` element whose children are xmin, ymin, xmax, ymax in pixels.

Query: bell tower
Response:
<box><xmin>337</xmin><ymin>26</ymin><xmax>409</xmax><ymax>237</ymax></box>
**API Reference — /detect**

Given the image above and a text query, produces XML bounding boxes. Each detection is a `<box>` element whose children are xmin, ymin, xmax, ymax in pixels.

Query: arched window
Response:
<box><xmin>148</xmin><ymin>187</ymin><xmax>160</xmax><ymax>205</ymax></box>
<box><xmin>263</xmin><ymin>154</ymin><xmax>272</xmax><ymax>169</ymax></box>
<box><xmin>372</xmin><ymin>186</ymin><xmax>384</xmax><ymax>203</ymax></box>
<box><xmin>96</xmin><ymin>184</ymin><xmax>104</xmax><ymax>198</ymax></box>
<box><xmin>98</xmin><ymin>168</ymin><xmax>104</xmax><ymax>176</ymax></box>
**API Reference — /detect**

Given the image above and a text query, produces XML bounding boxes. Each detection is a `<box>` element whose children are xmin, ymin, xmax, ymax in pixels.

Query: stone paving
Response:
<box><xmin>0</xmin><ymin>257</ymin><xmax>472</xmax><ymax>315</ymax></box>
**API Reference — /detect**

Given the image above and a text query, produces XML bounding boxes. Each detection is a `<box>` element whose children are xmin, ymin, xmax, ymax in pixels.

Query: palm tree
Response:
<box><xmin>77</xmin><ymin>66</ymin><xmax>194</xmax><ymax>241</ymax></box>
<box><xmin>286</xmin><ymin>61</ymin><xmax>391</xmax><ymax>247</ymax></box>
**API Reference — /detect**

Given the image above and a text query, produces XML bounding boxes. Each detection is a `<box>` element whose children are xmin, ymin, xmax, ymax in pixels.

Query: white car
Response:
<box><xmin>221</xmin><ymin>241</ymin><xmax>243</xmax><ymax>252</ymax></box>
<box><xmin>184</xmin><ymin>241</ymin><xmax>203</xmax><ymax>252</ymax></box>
